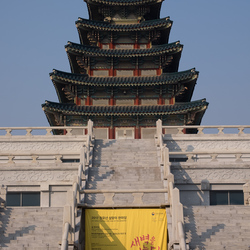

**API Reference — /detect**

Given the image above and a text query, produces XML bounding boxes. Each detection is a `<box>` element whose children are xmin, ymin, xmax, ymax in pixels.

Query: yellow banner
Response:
<box><xmin>85</xmin><ymin>208</ymin><xmax>167</xmax><ymax>250</ymax></box>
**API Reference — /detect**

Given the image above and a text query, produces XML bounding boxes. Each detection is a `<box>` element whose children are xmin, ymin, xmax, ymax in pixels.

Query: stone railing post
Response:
<box><xmin>171</xmin><ymin>188</ymin><xmax>179</xmax><ymax>242</ymax></box>
<box><xmin>61</xmin><ymin>205</ymin><xmax>72</xmax><ymax>250</ymax></box>
<box><xmin>171</xmin><ymin>187</ymin><xmax>187</xmax><ymax>250</ymax></box>
<box><xmin>80</xmin><ymin>146</ymin><xmax>86</xmax><ymax>176</ymax></box>
<box><xmin>87</xmin><ymin>120</ymin><xmax>93</xmax><ymax>139</ymax></box>
<box><xmin>164</xmin><ymin>147</ymin><xmax>170</xmax><ymax>179</ymax></box>
<box><xmin>155</xmin><ymin>119</ymin><xmax>162</xmax><ymax>146</ymax></box>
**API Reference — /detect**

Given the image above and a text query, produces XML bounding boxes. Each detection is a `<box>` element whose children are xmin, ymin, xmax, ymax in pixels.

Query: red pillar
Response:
<box><xmin>135</xmin><ymin>96</ymin><xmax>140</xmax><ymax>105</ymax></box>
<box><xmin>157</xmin><ymin>68</ymin><xmax>162</xmax><ymax>76</ymax></box>
<box><xmin>109</xmin><ymin>127</ymin><xmax>115</xmax><ymax>139</ymax></box>
<box><xmin>109</xmin><ymin>42</ymin><xmax>114</xmax><ymax>49</ymax></box>
<box><xmin>109</xmin><ymin>97</ymin><xmax>115</xmax><ymax>106</ymax></box>
<box><xmin>135</xmin><ymin>127</ymin><xmax>140</xmax><ymax>139</ymax></box>
<box><xmin>86</xmin><ymin>96</ymin><xmax>92</xmax><ymax>105</ymax></box>
<box><xmin>75</xmin><ymin>97</ymin><xmax>81</xmax><ymax>106</ymax></box>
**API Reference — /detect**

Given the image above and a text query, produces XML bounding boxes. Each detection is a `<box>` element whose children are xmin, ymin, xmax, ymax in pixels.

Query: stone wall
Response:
<box><xmin>163</xmin><ymin>133</ymin><xmax>250</xmax><ymax>206</ymax></box>
<box><xmin>0</xmin><ymin>130</ymin><xmax>87</xmax><ymax>207</ymax></box>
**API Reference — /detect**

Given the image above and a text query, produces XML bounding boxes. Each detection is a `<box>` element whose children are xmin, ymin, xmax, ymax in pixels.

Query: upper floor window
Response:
<box><xmin>6</xmin><ymin>192</ymin><xmax>40</xmax><ymax>207</ymax></box>
<box><xmin>210</xmin><ymin>191</ymin><xmax>244</xmax><ymax>205</ymax></box>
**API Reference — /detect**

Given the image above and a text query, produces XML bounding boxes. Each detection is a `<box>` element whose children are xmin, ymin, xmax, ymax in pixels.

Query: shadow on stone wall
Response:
<box><xmin>0</xmin><ymin>208</ymin><xmax>36</xmax><ymax>247</ymax></box>
<box><xmin>184</xmin><ymin>206</ymin><xmax>225</xmax><ymax>250</ymax></box>
<box><xmin>164</xmin><ymin>135</ymin><xmax>227</xmax><ymax>248</ymax></box>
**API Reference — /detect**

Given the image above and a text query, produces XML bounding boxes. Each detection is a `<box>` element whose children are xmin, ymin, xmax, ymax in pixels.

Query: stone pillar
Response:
<box><xmin>0</xmin><ymin>185</ymin><xmax>7</xmax><ymax>207</ymax></box>
<box><xmin>243</xmin><ymin>182</ymin><xmax>250</xmax><ymax>205</ymax></box>
<box><xmin>40</xmin><ymin>183</ymin><xmax>50</xmax><ymax>207</ymax></box>
<box><xmin>201</xmin><ymin>179</ymin><xmax>210</xmax><ymax>206</ymax></box>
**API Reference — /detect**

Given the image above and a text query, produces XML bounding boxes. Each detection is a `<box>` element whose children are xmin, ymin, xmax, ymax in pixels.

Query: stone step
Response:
<box><xmin>184</xmin><ymin>205</ymin><xmax>250</xmax><ymax>249</ymax></box>
<box><xmin>87</xmin><ymin>139</ymin><xmax>164</xmax><ymax>208</ymax></box>
<box><xmin>84</xmin><ymin>193</ymin><xmax>166</xmax><ymax>205</ymax></box>
<box><xmin>88</xmin><ymin>172</ymin><xmax>161</xmax><ymax>179</ymax></box>
<box><xmin>86</xmin><ymin>181</ymin><xmax>164</xmax><ymax>188</ymax></box>
<box><xmin>0</xmin><ymin>207</ymin><xmax>63</xmax><ymax>250</ymax></box>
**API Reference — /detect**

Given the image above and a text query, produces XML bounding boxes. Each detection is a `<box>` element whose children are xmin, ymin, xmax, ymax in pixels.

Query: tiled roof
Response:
<box><xmin>76</xmin><ymin>17</ymin><xmax>172</xmax><ymax>31</ymax></box>
<box><xmin>85</xmin><ymin>0</ymin><xmax>163</xmax><ymax>6</ymax></box>
<box><xmin>65</xmin><ymin>41</ymin><xmax>182</xmax><ymax>57</ymax></box>
<box><xmin>42</xmin><ymin>99</ymin><xmax>208</xmax><ymax>116</ymax></box>
<box><xmin>50</xmin><ymin>68</ymin><xmax>198</xmax><ymax>87</ymax></box>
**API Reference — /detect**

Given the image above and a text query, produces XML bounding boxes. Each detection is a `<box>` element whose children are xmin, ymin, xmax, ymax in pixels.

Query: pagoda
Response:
<box><xmin>42</xmin><ymin>0</ymin><xmax>208</xmax><ymax>139</ymax></box>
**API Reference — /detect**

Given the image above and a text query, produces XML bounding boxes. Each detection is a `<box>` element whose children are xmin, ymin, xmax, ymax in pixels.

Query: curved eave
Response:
<box><xmin>51</xmin><ymin>68</ymin><xmax>197</xmax><ymax>87</ymax></box>
<box><xmin>66</xmin><ymin>41</ymin><xmax>182</xmax><ymax>57</ymax></box>
<box><xmin>85</xmin><ymin>0</ymin><xmax>163</xmax><ymax>6</ymax></box>
<box><xmin>66</xmin><ymin>41</ymin><xmax>182</xmax><ymax>73</ymax></box>
<box><xmin>42</xmin><ymin>99</ymin><xmax>208</xmax><ymax>117</ymax></box>
<box><xmin>51</xmin><ymin>68</ymin><xmax>198</xmax><ymax>103</ymax></box>
<box><xmin>76</xmin><ymin>17</ymin><xmax>172</xmax><ymax>32</ymax></box>
<box><xmin>76</xmin><ymin>18</ymin><xmax>172</xmax><ymax>45</ymax></box>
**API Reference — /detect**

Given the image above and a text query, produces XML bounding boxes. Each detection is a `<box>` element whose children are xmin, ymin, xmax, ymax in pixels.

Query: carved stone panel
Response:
<box><xmin>165</xmin><ymin>139</ymin><xmax>250</xmax><ymax>152</ymax></box>
<box><xmin>172</xmin><ymin>167</ymin><xmax>250</xmax><ymax>184</ymax></box>
<box><xmin>0</xmin><ymin>142</ymin><xmax>83</xmax><ymax>153</ymax></box>
<box><xmin>0</xmin><ymin>170</ymin><xmax>77</xmax><ymax>184</ymax></box>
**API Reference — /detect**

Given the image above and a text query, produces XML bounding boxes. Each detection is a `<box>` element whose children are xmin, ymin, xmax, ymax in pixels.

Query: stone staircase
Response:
<box><xmin>0</xmin><ymin>207</ymin><xmax>63</xmax><ymax>250</ymax></box>
<box><xmin>184</xmin><ymin>205</ymin><xmax>250</xmax><ymax>250</ymax></box>
<box><xmin>84</xmin><ymin>139</ymin><xmax>165</xmax><ymax>206</ymax></box>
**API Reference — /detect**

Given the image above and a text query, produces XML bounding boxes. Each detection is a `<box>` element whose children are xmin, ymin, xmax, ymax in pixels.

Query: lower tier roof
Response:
<box><xmin>42</xmin><ymin>99</ymin><xmax>208</xmax><ymax>127</ymax></box>
<box><xmin>42</xmin><ymin>99</ymin><xmax>208</xmax><ymax>116</ymax></box>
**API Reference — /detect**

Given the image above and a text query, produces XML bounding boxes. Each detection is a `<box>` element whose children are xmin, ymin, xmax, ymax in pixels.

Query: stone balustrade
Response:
<box><xmin>162</xmin><ymin>125</ymin><xmax>250</xmax><ymax>135</ymax></box>
<box><xmin>0</xmin><ymin>126</ymin><xmax>88</xmax><ymax>136</ymax></box>
<box><xmin>0</xmin><ymin>123</ymin><xmax>94</xmax><ymax>166</ymax></box>
<box><xmin>169</xmin><ymin>151</ymin><xmax>250</xmax><ymax>163</ymax></box>
<box><xmin>156</xmin><ymin>120</ymin><xmax>187</xmax><ymax>250</ymax></box>
<box><xmin>0</xmin><ymin>152</ymin><xmax>81</xmax><ymax>164</ymax></box>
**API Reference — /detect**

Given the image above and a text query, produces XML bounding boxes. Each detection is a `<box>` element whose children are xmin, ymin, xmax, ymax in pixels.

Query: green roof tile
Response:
<box><xmin>85</xmin><ymin>0</ymin><xmax>163</xmax><ymax>6</ymax></box>
<box><xmin>76</xmin><ymin>17</ymin><xmax>172</xmax><ymax>31</ymax></box>
<box><xmin>42</xmin><ymin>99</ymin><xmax>208</xmax><ymax>116</ymax></box>
<box><xmin>65</xmin><ymin>41</ymin><xmax>182</xmax><ymax>57</ymax></box>
<box><xmin>50</xmin><ymin>68</ymin><xmax>198</xmax><ymax>87</ymax></box>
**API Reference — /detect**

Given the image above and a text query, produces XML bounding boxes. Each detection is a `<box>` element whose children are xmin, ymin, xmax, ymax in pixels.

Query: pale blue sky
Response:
<box><xmin>0</xmin><ymin>0</ymin><xmax>249</xmax><ymax>126</ymax></box>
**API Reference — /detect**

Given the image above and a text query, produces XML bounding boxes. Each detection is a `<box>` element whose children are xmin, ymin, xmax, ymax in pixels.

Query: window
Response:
<box><xmin>61</xmin><ymin>159</ymin><xmax>80</xmax><ymax>163</ymax></box>
<box><xmin>6</xmin><ymin>192</ymin><xmax>40</xmax><ymax>206</ymax></box>
<box><xmin>169</xmin><ymin>157</ymin><xmax>188</xmax><ymax>162</ymax></box>
<box><xmin>210</xmin><ymin>191</ymin><xmax>244</xmax><ymax>205</ymax></box>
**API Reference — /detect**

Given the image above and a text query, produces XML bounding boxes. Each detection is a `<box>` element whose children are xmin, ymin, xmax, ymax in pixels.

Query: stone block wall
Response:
<box><xmin>163</xmin><ymin>133</ymin><xmax>250</xmax><ymax>206</ymax></box>
<box><xmin>0</xmin><ymin>132</ymin><xmax>87</xmax><ymax>207</ymax></box>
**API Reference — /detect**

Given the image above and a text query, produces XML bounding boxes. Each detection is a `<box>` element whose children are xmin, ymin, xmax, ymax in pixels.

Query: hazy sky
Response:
<box><xmin>0</xmin><ymin>0</ymin><xmax>249</xmax><ymax>127</ymax></box>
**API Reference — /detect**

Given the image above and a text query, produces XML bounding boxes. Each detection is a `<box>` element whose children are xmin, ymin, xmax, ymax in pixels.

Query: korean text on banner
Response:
<box><xmin>85</xmin><ymin>208</ymin><xmax>167</xmax><ymax>250</ymax></box>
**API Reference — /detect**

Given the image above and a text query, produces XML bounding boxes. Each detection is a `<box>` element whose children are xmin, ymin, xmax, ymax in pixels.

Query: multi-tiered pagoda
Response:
<box><xmin>42</xmin><ymin>0</ymin><xmax>208</xmax><ymax>139</ymax></box>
